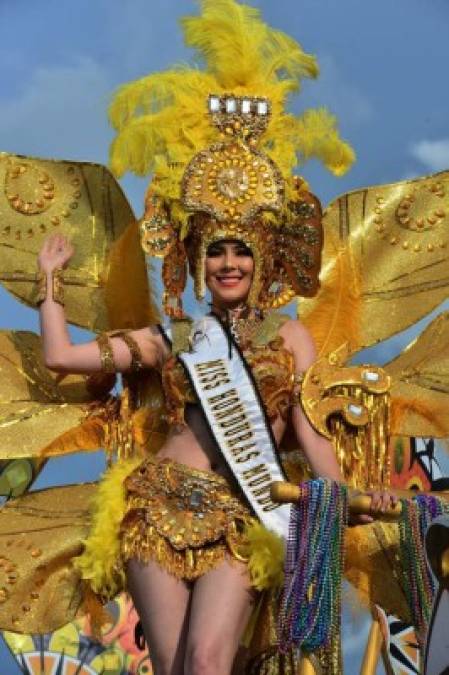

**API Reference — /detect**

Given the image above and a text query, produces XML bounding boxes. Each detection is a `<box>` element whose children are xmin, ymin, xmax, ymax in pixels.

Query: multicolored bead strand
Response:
<box><xmin>398</xmin><ymin>494</ymin><xmax>449</xmax><ymax>646</ymax></box>
<box><xmin>277</xmin><ymin>479</ymin><xmax>348</xmax><ymax>659</ymax></box>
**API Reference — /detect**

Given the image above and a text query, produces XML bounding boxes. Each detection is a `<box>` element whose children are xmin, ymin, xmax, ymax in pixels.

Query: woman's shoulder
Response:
<box><xmin>277</xmin><ymin>317</ymin><xmax>316</xmax><ymax>368</ymax></box>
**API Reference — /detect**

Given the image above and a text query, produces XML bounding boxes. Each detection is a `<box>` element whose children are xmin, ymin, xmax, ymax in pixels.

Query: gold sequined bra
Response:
<box><xmin>161</xmin><ymin>313</ymin><xmax>298</xmax><ymax>428</ymax></box>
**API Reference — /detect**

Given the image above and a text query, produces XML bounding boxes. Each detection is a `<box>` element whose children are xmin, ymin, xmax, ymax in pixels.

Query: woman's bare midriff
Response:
<box><xmin>153</xmin><ymin>330</ymin><xmax>287</xmax><ymax>483</ymax></box>
<box><xmin>156</xmin><ymin>403</ymin><xmax>287</xmax><ymax>483</ymax></box>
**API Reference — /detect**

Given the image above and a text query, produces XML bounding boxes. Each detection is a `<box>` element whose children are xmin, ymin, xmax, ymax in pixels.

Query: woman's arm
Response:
<box><xmin>38</xmin><ymin>234</ymin><xmax>164</xmax><ymax>374</ymax></box>
<box><xmin>280</xmin><ymin>320</ymin><xmax>343</xmax><ymax>481</ymax></box>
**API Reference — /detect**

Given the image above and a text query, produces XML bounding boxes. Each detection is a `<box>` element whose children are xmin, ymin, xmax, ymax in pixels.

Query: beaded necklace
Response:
<box><xmin>398</xmin><ymin>494</ymin><xmax>449</xmax><ymax>647</ymax></box>
<box><xmin>278</xmin><ymin>478</ymin><xmax>348</xmax><ymax>664</ymax></box>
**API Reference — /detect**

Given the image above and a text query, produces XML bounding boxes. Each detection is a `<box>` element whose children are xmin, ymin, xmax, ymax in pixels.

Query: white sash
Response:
<box><xmin>174</xmin><ymin>315</ymin><xmax>291</xmax><ymax>539</ymax></box>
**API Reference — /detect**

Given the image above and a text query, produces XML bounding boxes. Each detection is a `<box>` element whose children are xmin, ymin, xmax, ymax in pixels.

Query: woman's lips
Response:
<box><xmin>216</xmin><ymin>276</ymin><xmax>242</xmax><ymax>287</ymax></box>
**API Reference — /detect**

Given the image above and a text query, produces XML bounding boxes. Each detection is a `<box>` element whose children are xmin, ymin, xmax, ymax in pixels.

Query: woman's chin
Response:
<box><xmin>211</xmin><ymin>284</ymin><xmax>250</xmax><ymax>306</ymax></box>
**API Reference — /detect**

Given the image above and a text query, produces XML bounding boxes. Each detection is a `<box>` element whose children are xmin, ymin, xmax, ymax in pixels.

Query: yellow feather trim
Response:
<box><xmin>73</xmin><ymin>457</ymin><xmax>141</xmax><ymax>598</ymax></box>
<box><xmin>239</xmin><ymin>521</ymin><xmax>285</xmax><ymax>591</ymax></box>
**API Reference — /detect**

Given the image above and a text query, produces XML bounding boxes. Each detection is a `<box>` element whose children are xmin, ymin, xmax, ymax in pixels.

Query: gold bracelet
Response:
<box><xmin>96</xmin><ymin>333</ymin><xmax>116</xmax><ymax>373</ymax></box>
<box><xmin>34</xmin><ymin>270</ymin><xmax>47</xmax><ymax>305</ymax></box>
<box><xmin>34</xmin><ymin>268</ymin><xmax>64</xmax><ymax>306</ymax></box>
<box><xmin>52</xmin><ymin>268</ymin><xmax>64</xmax><ymax>306</ymax></box>
<box><xmin>117</xmin><ymin>332</ymin><xmax>143</xmax><ymax>372</ymax></box>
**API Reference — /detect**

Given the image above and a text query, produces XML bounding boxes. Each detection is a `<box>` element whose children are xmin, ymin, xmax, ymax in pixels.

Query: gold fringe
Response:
<box><xmin>121</xmin><ymin>520</ymin><xmax>234</xmax><ymax>581</ymax></box>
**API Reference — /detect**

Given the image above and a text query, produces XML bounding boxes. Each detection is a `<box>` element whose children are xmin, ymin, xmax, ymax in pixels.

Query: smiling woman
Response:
<box><xmin>0</xmin><ymin>0</ymin><xmax>448</xmax><ymax>674</ymax></box>
<box><xmin>205</xmin><ymin>240</ymin><xmax>254</xmax><ymax>308</ymax></box>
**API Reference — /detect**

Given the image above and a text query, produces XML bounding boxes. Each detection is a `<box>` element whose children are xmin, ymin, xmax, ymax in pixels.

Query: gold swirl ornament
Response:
<box><xmin>300</xmin><ymin>345</ymin><xmax>391</xmax><ymax>439</ymax></box>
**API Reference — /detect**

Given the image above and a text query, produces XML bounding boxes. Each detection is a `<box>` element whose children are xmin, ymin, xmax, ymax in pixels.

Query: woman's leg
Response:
<box><xmin>126</xmin><ymin>559</ymin><xmax>191</xmax><ymax>675</ymax></box>
<box><xmin>185</xmin><ymin>558</ymin><xmax>256</xmax><ymax>675</ymax></box>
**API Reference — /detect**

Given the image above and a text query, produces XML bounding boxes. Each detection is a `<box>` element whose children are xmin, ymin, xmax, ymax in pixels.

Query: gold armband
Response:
<box><xmin>117</xmin><ymin>332</ymin><xmax>143</xmax><ymax>372</ymax></box>
<box><xmin>96</xmin><ymin>333</ymin><xmax>116</xmax><ymax>373</ymax></box>
<box><xmin>34</xmin><ymin>268</ymin><xmax>64</xmax><ymax>306</ymax></box>
<box><xmin>291</xmin><ymin>372</ymin><xmax>304</xmax><ymax>406</ymax></box>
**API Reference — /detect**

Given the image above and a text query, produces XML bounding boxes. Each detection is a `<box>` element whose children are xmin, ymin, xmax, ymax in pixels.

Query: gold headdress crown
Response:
<box><xmin>108</xmin><ymin>0</ymin><xmax>355</xmax><ymax>317</ymax></box>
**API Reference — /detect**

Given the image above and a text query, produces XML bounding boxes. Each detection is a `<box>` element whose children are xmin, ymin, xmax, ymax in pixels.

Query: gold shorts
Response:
<box><xmin>120</xmin><ymin>458</ymin><xmax>253</xmax><ymax>580</ymax></box>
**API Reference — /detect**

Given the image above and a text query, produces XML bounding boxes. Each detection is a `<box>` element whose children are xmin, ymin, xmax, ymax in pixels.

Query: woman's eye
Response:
<box><xmin>236</xmin><ymin>247</ymin><xmax>252</xmax><ymax>257</ymax></box>
<box><xmin>207</xmin><ymin>248</ymin><xmax>222</xmax><ymax>257</ymax></box>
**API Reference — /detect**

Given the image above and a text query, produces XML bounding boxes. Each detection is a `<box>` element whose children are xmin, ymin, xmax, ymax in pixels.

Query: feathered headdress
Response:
<box><xmin>108</xmin><ymin>0</ymin><xmax>355</xmax><ymax>316</ymax></box>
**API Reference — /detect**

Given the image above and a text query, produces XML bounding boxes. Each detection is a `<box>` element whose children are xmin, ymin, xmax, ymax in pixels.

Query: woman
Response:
<box><xmin>38</xmin><ymin>230</ymin><xmax>394</xmax><ymax>675</ymax></box>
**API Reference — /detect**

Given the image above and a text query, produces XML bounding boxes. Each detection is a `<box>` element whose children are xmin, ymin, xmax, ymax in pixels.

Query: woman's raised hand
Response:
<box><xmin>38</xmin><ymin>233</ymin><xmax>74</xmax><ymax>273</ymax></box>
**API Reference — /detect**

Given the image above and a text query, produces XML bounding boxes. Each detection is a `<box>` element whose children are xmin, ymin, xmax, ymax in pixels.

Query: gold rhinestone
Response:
<box><xmin>22</xmin><ymin>604</ymin><xmax>31</xmax><ymax>613</ymax></box>
<box><xmin>61</xmin><ymin>209</ymin><xmax>70</xmax><ymax>218</ymax></box>
<box><xmin>402</xmin><ymin>241</ymin><xmax>409</xmax><ymax>249</ymax></box>
<box><xmin>414</xmin><ymin>243</ymin><xmax>421</xmax><ymax>252</ymax></box>
<box><xmin>435</xmin><ymin>209</ymin><xmax>446</xmax><ymax>218</ymax></box>
<box><xmin>427</xmin><ymin>243</ymin><xmax>434</xmax><ymax>251</ymax></box>
<box><xmin>390</xmin><ymin>236</ymin><xmax>398</xmax><ymax>245</ymax></box>
<box><xmin>440</xmin><ymin>241</ymin><xmax>447</xmax><ymax>248</ymax></box>
<box><xmin>51</xmin><ymin>216</ymin><xmax>60</xmax><ymax>225</ymax></box>
<box><xmin>375</xmin><ymin>224</ymin><xmax>385</xmax><ymax>233</ymax></box>
<box><xmin>416</xmin><ymin>218</ymin><xmax>424</xmax><ymax>228</ymax></box>
<box><xmin>31</xmin><ymin>548</ymin><xmax>42</xmax><ymax>558</ymax></box>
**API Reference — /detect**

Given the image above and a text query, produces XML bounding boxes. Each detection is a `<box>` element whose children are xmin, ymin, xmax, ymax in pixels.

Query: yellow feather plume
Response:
<box><xmin>73</xmin><ymin>457</ymin><xmax>141</xmax><ymax>598</ymax></box>
<box><xmin>242</xmin><ymin>521</ymin><xmax>285</xmax><ymax>591</ymax></box>
<box><xmin>299</xmin><ymin>246</ymin><xmax>362</xmax><ymax>358</ymax></box>
<box><xmin>108</xmin><ymin>0</ymin><xmax>355</xmax><ymax>231</ymax></box>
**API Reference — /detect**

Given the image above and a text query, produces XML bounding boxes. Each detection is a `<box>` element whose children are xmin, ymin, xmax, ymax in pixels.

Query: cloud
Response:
<box><xmin>0</xmin><ymin>58</ymin><xmax>112</xmax><ymax>163</ymax></box>
<box><xmin>410</xmin><ymin>138</ymin><xmax>449</xmax><ymax>173</ymax></box>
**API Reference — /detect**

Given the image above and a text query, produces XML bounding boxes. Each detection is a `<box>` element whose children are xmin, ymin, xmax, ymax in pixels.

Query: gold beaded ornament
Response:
<box><xmin>108</xmin><ymin>0</ymin><xmax>355</xmax><ymax>317</ymax></box>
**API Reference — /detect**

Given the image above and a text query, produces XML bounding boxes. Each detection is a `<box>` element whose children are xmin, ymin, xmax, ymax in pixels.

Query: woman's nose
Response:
<box><xmin>222</xmin><ymin>250</ymin><xmax>237</xmax><ymax>269</ymax></box>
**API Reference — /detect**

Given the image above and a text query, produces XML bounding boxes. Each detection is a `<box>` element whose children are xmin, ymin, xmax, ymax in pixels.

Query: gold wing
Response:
<box><xmin>298</xmin><ymin>170</ymin><xmax>449</xmax><ymax>357</ymax></box>
<box><xmin>0</xmin><ymin>152</ymin><xmax>158</xmax><ymax>331</ymax></box>
<box><xmin>0</xmin><ymin>330</ymin><xmax>111</xmax><ymax>463</ymax></box>
<box><xmin>385</xmin><ymin>312</ymin><xmax>449</xmax><ymax>438</ymax></box>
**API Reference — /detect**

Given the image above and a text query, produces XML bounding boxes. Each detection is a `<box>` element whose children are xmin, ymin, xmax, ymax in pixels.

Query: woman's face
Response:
<box><xmin>205</xmin><ymin>240</ymin><xmax>254</xmax><ymax>307</ymax></box>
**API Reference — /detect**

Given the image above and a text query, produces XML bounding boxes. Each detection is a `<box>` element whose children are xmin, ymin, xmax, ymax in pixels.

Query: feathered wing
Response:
<box><xmin>299</xmin><ymin>170</ymin><xmax>449</xmax><ymax>357</ymax></box>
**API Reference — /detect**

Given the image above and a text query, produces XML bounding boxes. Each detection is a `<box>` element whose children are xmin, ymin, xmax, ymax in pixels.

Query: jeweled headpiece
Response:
<box><xmin>108</xmin><ymin>0</ymin><xmax>355</xmax><ymax>317</ymax></box>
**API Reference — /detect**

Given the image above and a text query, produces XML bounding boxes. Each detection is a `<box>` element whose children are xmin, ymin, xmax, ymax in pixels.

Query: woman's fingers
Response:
<box><xmin>38</xmin><ymin>233</ymin><xmax>74</xmax><ymax>271</ymax></box>
<box><xmin>366</xmin><ymin>490</ymin><xmax>398</xmax><ymax>513</ymax></box>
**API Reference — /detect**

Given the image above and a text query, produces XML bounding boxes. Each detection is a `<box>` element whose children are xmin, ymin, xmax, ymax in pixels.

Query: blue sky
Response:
<box><xmin>0</xmin><ymin>0</ymin><xmax>448</xmax><ymax>672</ymax></box>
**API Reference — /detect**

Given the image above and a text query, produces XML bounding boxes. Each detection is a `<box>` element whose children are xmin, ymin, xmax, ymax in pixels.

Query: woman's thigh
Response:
<box><xmin>186</xmin><ymin>558</ymin><xmax>256</xmax><ymax>673</ymax></box>
<box><xmin>126</xmin><ymin>559</ymin><xmax>191</xmax><ymax>675</ymax></box>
